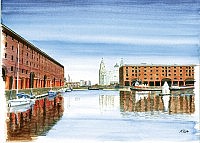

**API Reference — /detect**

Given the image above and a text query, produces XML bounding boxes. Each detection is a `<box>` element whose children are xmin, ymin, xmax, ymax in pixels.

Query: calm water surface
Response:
<box><xmin>7</xmin><ymin>90</ymin><xmax>199</xmax><ymax>143</ymax></box>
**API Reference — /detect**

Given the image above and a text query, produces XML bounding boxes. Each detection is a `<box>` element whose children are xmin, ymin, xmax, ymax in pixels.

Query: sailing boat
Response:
<box><xmin>8</xmin><ymin>43</ymin><xmax>32</xmax><ymax>108</ymax></box>
<box><xmin>8</xmin><ymin>93</ymin><xmax>32</xmax><ymax>107</ymax></box>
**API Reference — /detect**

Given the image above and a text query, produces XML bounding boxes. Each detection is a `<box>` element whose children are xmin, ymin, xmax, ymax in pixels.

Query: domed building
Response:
<box><xmin>99</xmin><ymin>58</ymin><xmax>123</xmax><ymax>85</ymax></box>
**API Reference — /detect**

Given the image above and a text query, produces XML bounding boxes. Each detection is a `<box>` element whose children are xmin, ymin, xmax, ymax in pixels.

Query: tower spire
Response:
<box><xmin>99</xmin><ymin>58</ymin><xmax>106</xmax><ymax>85</ymax></box>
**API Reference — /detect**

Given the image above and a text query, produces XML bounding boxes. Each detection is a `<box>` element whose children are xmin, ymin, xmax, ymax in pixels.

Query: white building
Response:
<box><xmin>86</xmin><ymin>80</ymin><xmax>92</xmax><ymax>86</ymax></box>
<box><xmin>99</xmin><ymin>58</ymin><xmax>107</xmax><ymax>85</ymax></box>
<box><xmin>80</xmin><ymin>80</ymin><xmax>91</xmax><ymax>87</ymax></box>
<box><xmin>80</xmin><ymin>80</ymin><xmax>85</xmax><ymax>86</ymax></box>
<box><xmin>99</xmin><ymin>58</ymin><xmax>124</xmax><ymax>85</ymax></box>
<box><xmin>109</xmin><ymin>63</ymin><xmax>120</xmax><ymax>84</ymax></box>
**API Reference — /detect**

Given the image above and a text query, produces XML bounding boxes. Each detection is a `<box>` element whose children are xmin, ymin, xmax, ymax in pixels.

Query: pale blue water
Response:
<box><xmin>35</xmin><ymin>90</ymin><xmax>199</xmax><ymax>143</ymax></box>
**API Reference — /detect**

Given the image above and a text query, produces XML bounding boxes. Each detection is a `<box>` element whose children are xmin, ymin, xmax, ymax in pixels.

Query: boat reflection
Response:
<box><xmin>120</xmin><ymin>90</ymin><xmax>195</xmax><ymax>114</ymax></box>
<box><xmin>6</xmin><ymin>95</ymin><xmax>64</xmax><ymax>142</ymax></box>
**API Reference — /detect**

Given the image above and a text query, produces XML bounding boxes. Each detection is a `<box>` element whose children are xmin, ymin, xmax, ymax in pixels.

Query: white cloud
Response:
<box><xmin>63</xmin><ymin>35</ymin><xmax>198</xmax><ymax>45</ymax></box>
<box><xmin>34</xmin><ymin>34</ymin><xmax>198</xmax><ymax>46</ymax></box>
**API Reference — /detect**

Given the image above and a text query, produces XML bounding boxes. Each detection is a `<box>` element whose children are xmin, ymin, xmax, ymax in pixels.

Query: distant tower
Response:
<box><xmin>99</xmin><ymin>58</ymin><xmax>107</xmax><ymax>85</ymax></box>
<box><xmin>68</xmin><ymin>74</ymin><xmax>71</xmax><ymax>82</ymax></box>
<box><xmin>120</xmin><ymin>58</ymin><xmax>124</xmax><ymax>67</ymax></box>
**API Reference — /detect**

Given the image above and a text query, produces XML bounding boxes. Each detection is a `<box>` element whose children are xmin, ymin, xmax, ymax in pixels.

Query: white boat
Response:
<box><xmin>8</xmin><ymin>103</ymin><xmax>31</xmax><ymax>113</ymax></box>
<box><xmin>58</xmin><ymin>88</ymin><xmax>66</xmax><ymax>93</ymax></box>
<box><xmin>8</xmin><ymin>97</ymin><xmax>31</xmax><ymax>107</ymax></box>
<box><xmin>8</xmin><ymin>93</ymin><xmax>35</xmax><ymax>107</ymax></box>
<box><xmin>65</xmin><ymin>89</ymin><xmax>72</xmax><ymax>92</ymax></box>
<box><xmin>65</xmin><ymin>88</ymin><xmax>72</xmax><ymax>92</ymax></box>
<box><xmin>170</xmin><ymin>86</ymin><xmax>194</xmax><ymax>90</ymax></box>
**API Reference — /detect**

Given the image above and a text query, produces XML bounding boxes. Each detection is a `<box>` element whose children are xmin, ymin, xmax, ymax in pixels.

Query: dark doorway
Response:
<box><xmin>125</xmin><ymin>81</ymin><xmax>130</xmax><ymax>86</ymax></box>
<box><xmin>155</xmin><ymin>81</ymin><xmax>160</xmax><ymax>86</ymax></box>
<box><xmin>9</xmin><ymin>76</ymin><xmax>13</xmax><ymax>90</ymax></box>
<box><xmin>185</xmin><ymin>78</ymin><xmax>195</xmax><ymax>86</ymax></box>
<box><xmin>161</xmin><ymin>78</ymin><xmax>172</xmax><ymax>86</ymax></box>
<box><xmin>143</xmin><ymin>81</ymin><xmax>148</xmax><ymax>85</ymax></box>
<box><xmin>44</xmin><ymin>75</ymin><xmax>47</xmax><ymax>87</ymax></box>
<box><xmin>173</xmin><ymin>81</ymin><xmax>178</xmax><ymax>86</ymax></box>
<box><xmin>29</xmin><ymin>72</ymin><xmax>35</xmax><ymax>88</ymax></box>
<box><xmin>21</xmin><ymin>78</ymin><xmax>23</xmax><ymax>89</ymax></box>
<box><xmin>2</xmin><ymin>68</ymin><xmax>6</xmax><ymax>81</ymax></box>
<box><xmin>179</xmin><ymin>81</ymin><xmax>184</xmax><ymax>86</ymax></box>
<box><xmin>149</xmin><ymin>81</ymin><xmax>154</xmax><ymax>86</ymax></box>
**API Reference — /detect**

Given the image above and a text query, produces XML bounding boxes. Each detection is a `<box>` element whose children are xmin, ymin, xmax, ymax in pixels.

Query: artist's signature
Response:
<box><xmin>179</xmin><ymin>129</ymin><xmax>189</xmax><ymax>133</ymax></box>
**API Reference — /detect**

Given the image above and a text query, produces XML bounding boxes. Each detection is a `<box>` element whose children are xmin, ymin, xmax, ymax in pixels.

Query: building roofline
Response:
<box><xmin>1</xmin><ymin>23</ymin><xmax>64</xmax><ymax>68</ymax></box>
<box><xmin>122</xmin><ymin>64</ymin><xmax>197</xmax><ymax>67</ymax></box>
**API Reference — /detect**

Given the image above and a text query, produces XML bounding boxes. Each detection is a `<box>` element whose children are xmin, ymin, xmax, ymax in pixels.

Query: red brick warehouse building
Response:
<box><xmin>1</xmin><ymin>24</ymin><xmax>64</xmax><ymax>90</ymax></box>
<box><xmin>119</xmin><ymin>64</ymin><xmax>195</xmax><ymax>87</ymax></box>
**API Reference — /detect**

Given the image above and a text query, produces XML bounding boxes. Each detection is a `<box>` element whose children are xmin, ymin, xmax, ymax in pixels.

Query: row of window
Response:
<box><xmin>4</xmin><ymin>48</ymin><xmax>40</xmax><ymax>61</ymax></box>
<box><xmin>126</xmin><ymin>66</ymin><xmax>194</xmax><ymax>69</ymax></box>
<box><xmin>10</xmin><ymin>66</ymin><xmax>62</xmax><ymax>76</ymax></box>
<box><xmin>139</xmin><ymin>73</ymin><xmax>193</xmax><ymax>76</ymax></box>
<box><xmin>5</xmin><ymin>42</ymin><xmax>47</xmax><ymax>63</ymax></box>
<box><xmin>126</xmin><ymin>73</ymin><xmax>194</xmax><ymax>77</ymax></box>
<box><xmin>4</xmin><ymin>33</ymin><xmax>14</xmax><ymax>40</ymax></box>
<box><xmin>10</xmin><ymin>61</ymin><xmax>61</xmax><ymax>72</ymax></box>
<box><xmin>5</xmin><ymin>53</ymin><xmax>60</xmax><ymax>71</ymax></box>
<box><xmin>10</xmin><ymin>66</ymin><xmax>28</xmax><ymax>74</ymax></box>
<box><xmin>126</xmin><ymin>77</ymin><xmax>184</xmax><ymax>80</ymax></box>
<box><xmin>4</xmin><ymin>35</ymin><xmax>63</xmax><ymax>73</ymax></box>
<box><xmin>5</xmin><ymin>43</ymin><xmax>17</xmax><ymax>52</ymax></box>
<box><xmin>131</xmin><ymin>69</ymin><xmax>193</xmax><ymax>73</ymax></box>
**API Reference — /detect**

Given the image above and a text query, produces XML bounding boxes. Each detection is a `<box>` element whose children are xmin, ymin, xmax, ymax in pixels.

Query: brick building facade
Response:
<box><xmin>1</xmin><ymin>24</ymin><xmax>64</xmax><ymax>90</ymax></box>
<box><xmin>119</xmin><ymin>64</ymin><xmax>195</xmax><ymax>87</ymax></box>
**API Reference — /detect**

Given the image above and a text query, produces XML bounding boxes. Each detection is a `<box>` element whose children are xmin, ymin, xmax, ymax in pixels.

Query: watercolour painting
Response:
<box><xmin>0</xmin><ymin>0</ymin><xmax>200</xmax><ymax>143</ymax></box>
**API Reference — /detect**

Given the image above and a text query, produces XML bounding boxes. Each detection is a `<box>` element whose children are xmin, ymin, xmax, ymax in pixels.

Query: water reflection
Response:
<box><xmin>6</xmin><ymin>95</ymin><xmax>64</xmax><ymax>142</ymax></box>
<box><xmin>169</xmin><ymin>95</ymin><xmax>195</xmax><ymax>114</ymax></box>
<box><xmin>99</xmin><ymin>95</ymin><xmax>115</xmax><ymax>111</ymax></box>
<box><xmin>120</xmin><ymin>90</ymin><xmax>195</xmax><ymax>114</ymax></box>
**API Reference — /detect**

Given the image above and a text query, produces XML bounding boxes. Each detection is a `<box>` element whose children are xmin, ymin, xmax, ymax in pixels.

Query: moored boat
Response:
<box><xmin>8</xmin><ymin>92</ymin><xmax>35</xmax><ymax>107</ymax></box>
<box><xmin>170</xmin><ymin>86</ymin><xmax>194</xmax><ymax>90</ymax></box>
<box><xmin>8</xmin><ymin>98</ymin><xmax>31</xmax><ymax>107</ymax></box>
<box><xmin>88</xmin><ymin>87</ymin><xmax>99</xmax><ymax>90</ymax></box>
<box><xmin>65</xmin><ymin>88</ymin><xmax>72</xmax><ymax>92</ymax></box>
<box><xmin>48</xmin><ymin>90</ymin><xmax>57</xmax><ymax>98</ymax></box>
<box><xmin>131</xmin><ymin>86</ymin><xmax>162</xmax><ymax>91</ymax></box>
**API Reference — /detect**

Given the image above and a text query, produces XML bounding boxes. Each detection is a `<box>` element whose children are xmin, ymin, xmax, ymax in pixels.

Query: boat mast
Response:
<box><xmin>16</xmin><ymin>42</ymin><xmax>19</xmax><ymax>94</ymax></box>
<box><xmin>30</xmin><ymin>57</ymin><xmax>33</xmax><ymax>94</ymax></box>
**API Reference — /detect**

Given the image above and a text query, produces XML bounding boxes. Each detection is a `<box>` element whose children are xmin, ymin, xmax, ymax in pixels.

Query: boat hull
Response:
<box><xmin>8</xmin><ymin>99</ymin><xmax>31</xmax><ymax>107</ymax></box>
<box><xmin>170</xmin><ymin>86</ymin><xmax>194</xmax><ymax>90</ymax></box>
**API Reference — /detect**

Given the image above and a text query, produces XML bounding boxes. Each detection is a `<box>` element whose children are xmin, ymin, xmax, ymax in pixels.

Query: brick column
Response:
<box><xmin>26</xmin><ymin>78</ymin><xmax>29</xmax><ymax>89</ymax></box>
<box><xmin>22</xmin><ymin>78</ymin><xmax>26</xmax><ymax>89</ymax></box>
<box><xmin>5</xmin><ymin>76</ymin><xmax>9</xmax><ymax>89</ymax></box>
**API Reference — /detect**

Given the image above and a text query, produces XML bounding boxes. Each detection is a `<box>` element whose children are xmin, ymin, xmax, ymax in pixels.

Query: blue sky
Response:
<box><xmin>2</xmin><ymin>0</ymin><xmax>200</xmax><ymax>84</ymax></box>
